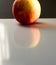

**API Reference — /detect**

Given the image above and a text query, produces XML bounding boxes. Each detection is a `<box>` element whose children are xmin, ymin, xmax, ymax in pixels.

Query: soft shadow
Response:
<box><xmin>14</xmin><ymin>24</ymin><xmax>40</xmax><ymax>48</ymax></box>
<box><xmin>18</xmin><ymin>21</ymin><xmax>56</xmax><ymax>28</ymax></box>
<box><xmin>33</xmin><ymin>22</ymin><xmax>56</xmax><ymax>28</ymax></box>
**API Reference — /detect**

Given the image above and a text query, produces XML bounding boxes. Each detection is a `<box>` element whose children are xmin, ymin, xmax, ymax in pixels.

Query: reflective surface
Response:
<box><xmin>0</xmin><ymin>19</ymin><xmax>56</xmax><ymax>65</ymax></box>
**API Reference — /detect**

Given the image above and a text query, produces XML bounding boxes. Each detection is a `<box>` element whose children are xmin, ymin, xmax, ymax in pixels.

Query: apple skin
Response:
<box><xmin>12</xmin><ymin>0</ymin><xmax>41</xmax><ymax>25</ymax></box>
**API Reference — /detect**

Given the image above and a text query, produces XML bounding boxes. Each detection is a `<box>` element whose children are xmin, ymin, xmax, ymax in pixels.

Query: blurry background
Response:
<box><xmin>0</xmin><ymin>0</ymin><xmax>56</xmax><ymax>18</ymax></box>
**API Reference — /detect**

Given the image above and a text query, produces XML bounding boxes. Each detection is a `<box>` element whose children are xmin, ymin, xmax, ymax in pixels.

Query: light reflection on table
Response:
<box><xmin>0</xmin><ymin>23</ymin><xmax>10</xmax><ymax>65</ymax></box>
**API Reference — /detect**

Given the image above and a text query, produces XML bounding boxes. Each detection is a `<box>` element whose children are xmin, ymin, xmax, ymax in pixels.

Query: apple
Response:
<box><xmin>12</xmin><ymin>0</ymin><xmax>41</xmax><ymax>25</ymax></box>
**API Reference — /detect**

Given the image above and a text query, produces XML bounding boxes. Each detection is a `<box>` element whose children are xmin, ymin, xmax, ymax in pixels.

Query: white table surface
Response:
<box><xmin>0</xmin><ymin>19</ymin><xmax>56</xmax><ymax>65</ymax></box>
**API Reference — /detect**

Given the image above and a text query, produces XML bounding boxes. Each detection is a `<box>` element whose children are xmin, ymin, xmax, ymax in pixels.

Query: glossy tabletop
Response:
<box><xmin>0</xmin><ymin>19</ymin><xmax>56</xmax><ymax>65</ymax></box>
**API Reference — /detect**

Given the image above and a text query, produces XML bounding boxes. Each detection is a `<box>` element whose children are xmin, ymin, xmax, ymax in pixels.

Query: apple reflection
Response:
<box><xmin>14</xmin><ymin>25</ymin><xmax>40</xmax><ymax>48</ymax></box>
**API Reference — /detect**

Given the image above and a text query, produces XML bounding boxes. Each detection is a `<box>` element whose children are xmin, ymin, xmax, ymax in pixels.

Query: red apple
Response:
<box><xmin>12</xmin><ymin>0</ymin><xmax>41</xmax><ymax>25</ymax></box>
